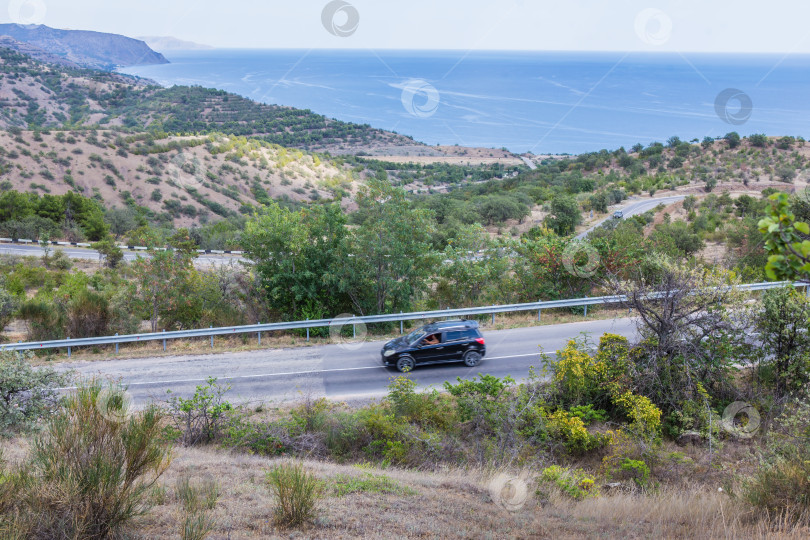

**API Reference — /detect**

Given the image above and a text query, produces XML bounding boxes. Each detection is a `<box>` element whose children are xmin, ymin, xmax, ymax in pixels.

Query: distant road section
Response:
<box><xmin>521</xmin><ymin>157</ymin><xmax>538</xmax><ymax>170</ymax></box>
<box><xmin>0</xmin><ymin>244</ymin><xmax>243</xmax><ymax>267</ymax></box>
<box><xmin>576</xmin><ymin>195</ymin><xmax>686</xmax><ymax>240</ymax></box>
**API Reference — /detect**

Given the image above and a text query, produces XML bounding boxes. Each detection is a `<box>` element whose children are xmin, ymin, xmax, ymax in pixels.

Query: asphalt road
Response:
<box><xmin>0</xmin><ymin>243</ymin><xmax>243</xmax><ymax>267</ymax></box>
<box><xmin>577</xmin><ymin>195</ymin><xmax>686</xmax><ymax>239</ymax></box>
<box><xmin>56</xmin><ymin>318</ymin><xmax>638</xmax><ymax>406</ymax></box>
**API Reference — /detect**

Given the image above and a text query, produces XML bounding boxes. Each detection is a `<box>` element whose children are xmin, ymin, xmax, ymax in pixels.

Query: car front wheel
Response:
<box><xmin>396</xmin><ymin>355</ymin><xmax>415</xmax><ymax>373</ymax></box>
<box><xmin>463</xmin><ymin>350</ymin><xmax>482</xmax><ymax>367</ymax></box>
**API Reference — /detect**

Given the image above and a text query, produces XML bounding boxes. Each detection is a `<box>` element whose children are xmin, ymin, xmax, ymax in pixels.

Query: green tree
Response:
<box><xmin>244</xmin><ymin>202</ymin><xmax>349</xmax><ymax>320</ymax></box>
<box><xmin>652</xmin><ymin>221</ymin><xmax>704</xmax><ymax>257</ymax></box>
<box><xmin>724</xmin><ymin>132</ymin><xmax>742</xmax><ymax>149</ymax></box>
<box><xmin>776</xmin><ymin>166</ymin><xmax>797</xmax><ymax>183</ymax></box>
<box><xmin>91</xmin><ymin>236</ymin><xmax>124</xmax><ymax>268</ymax></box>
<box><xmin>544</xmin><ymin>196</ymin><xmax>582</xmax><ymax>236</ymax></box>
<box><xmin>132</xmin><ymin>250</ymin><xmax>196</xmax><ymax>331</ymax></box>
<box><xmin>336</xmin><ymin>179</ymin><xmax>437</xmax><ymax>315</ymax></box>
<box><xmin>436</xmin><ymin>224</ymin><xmax>510</xmax><ymax>307</ymax></box>
<box><xmin>509</xmin><ymin>233</ymin><xmax>596</xmax><ymax>301</ymax></box>
<box><xmin>749</xmin><ymin>133</ymin><xmax>769</xmax><ymax>147</ymax></box>
<box><xmin>754</xmin><ymin>287</ymin><xmax>810</xmax><ymax>397</ymax></box>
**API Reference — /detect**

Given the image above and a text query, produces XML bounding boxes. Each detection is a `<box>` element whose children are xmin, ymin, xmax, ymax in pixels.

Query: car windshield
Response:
<box><xmin>405</xmin><ymin>329</ymin><xmax>427</xmax><ymax>344</ymax></box>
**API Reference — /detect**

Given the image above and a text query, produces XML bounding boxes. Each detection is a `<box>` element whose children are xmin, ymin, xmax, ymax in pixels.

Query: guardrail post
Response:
<box><xmin>491</xmin><ymin>313</ymin><xmax>495</xmax><ymax>325</ymax></box>
<box><xmin>258</xmin><ymin>323</ymin><xmax>261</xmax><ymax>346</ymax></box>
<box><xmin>538</xmin><ymin>309</ymin><xmax>541</xmax><ymax>322</ymax></box>
<box><xmin>400</xmin><ymin>312</ymin><xmax>403</xmax><ymax>335</ymax></box>
<box><xmin>67</xmin><ymin>337</ymin><xmax>70</xmax><ymax>358</ymax></box>
<box><xmin>115</xmin><ymin>333</ymin><xmax>118</xmax><ymax>354</ymax></box>
<box><xmin>162</xmin><ymin>329</ymin><xmax>166</xmax><ymax>352</ymax></box>
<box><xmin>306</xmin><ymin>318</ymin><xmax>310</xmax><ymax>342</ymax></box>
<box><xmin>353</xmin><ymin>321</ymin><xmax>356</xmax><ymax>339</ymax></box>
<box><xmin>584</xmin><ymin>305</ymin><xmax>588</xmax><ymax>318</ymax></box>
<box><xmin>210</xmin><ymin>326</ymin><xmax>214</xmax><ymax>349</ymax></box>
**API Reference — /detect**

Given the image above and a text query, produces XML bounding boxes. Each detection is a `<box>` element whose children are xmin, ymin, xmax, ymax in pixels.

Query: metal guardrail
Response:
<box><xmin>1</xmin><ymin>280</ymin><xmax>804</xmax><ymax>357</ymax></box>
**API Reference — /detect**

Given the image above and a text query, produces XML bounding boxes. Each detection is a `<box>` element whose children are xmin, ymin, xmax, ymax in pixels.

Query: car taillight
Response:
<box><xmin>475</xmin><ymin>338</ymin><xmax>485</xmax><ymax>345</ymax></box>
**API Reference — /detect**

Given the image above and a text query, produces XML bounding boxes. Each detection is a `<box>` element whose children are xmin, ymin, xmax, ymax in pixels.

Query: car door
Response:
<box><xmin>441</xmin><ymin>330</ymin><xmax>467</xmax><ymax>362</ymax></box>
<box><xmin>414</xmin><ymin>333</ymin><xmax>447</xmax><ymax>363</ymax></box>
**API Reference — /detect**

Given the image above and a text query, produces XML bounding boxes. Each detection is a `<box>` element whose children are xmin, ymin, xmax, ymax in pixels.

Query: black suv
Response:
<box><xmin>380</xmin><ymin>320</ymin><xmax>486</xmax><ymax>372</ymax></box>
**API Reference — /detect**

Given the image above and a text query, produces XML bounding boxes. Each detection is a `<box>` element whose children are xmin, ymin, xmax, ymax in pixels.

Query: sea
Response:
<box><xmin>120</xmin><ymin>49</ymin><xmax>810</xmax><ymax>155</ymax></box>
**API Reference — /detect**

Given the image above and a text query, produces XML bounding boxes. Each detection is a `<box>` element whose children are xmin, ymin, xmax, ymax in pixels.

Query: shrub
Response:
<box><xmin>619</xmin><ymin>458</ymin><xmax>651</xmax><ymax>487</ymax></box>
<box><xmin>0</xmin><ymin>351</ymin><xmax>69</xmax><ymax>435</ymax></box>
<box><xmin>3</xmin><ymin>381</ymin><xmax>172</xmax><ymax>538</ymax></box>
<box><xmin>266</xmin><ymin>462</ymin><xmax>323</xmax><ymax>527</ymax></box>
<box><xmin>538</xmin><ymin>465</ymin><xmax>597</xmax><ymax>500</ymax></box>
<box><xmin>744</xmin><ymin>457</ymin><xmax>810</xmax><ymax>516</ymax></box>
<box><xmin>47</xmin><ymin>249</ymin><xmax>72</xmax><ymax>271</ymax></box>
<box><xmin>569</xmin><ymin>404</ymin><xmax>608</xmax><ymax>425</ymax></box>
<box><xmin>551</xmin><ymin>339</ymin><xmax>599</xmax><ymax>405</ymax></box>
<box><xmin>743</xmin><ymin>400</ymin><xmax>810</xmax><ymax>518</ymax></box>
<box><xmin>546</xmin><ymin>409</ymin><xmax>607</xmax><ymax>454</ymax></box>
<box><xmin>166</xmin><ymin>377</ymin><xmax>233</xmax><ymax>446</ymax></box>
<box><xmin>386</xmin><ymin>375</ymin><xmax>456</xmax><ymax>430</ymax></box>
<box><xmin>612</xmin><ymin>391</ymin><xmax>662</xmax><ymax>440</ymax></box>
<box><xmin>0</xmin><ymin>281</ymin><xmax>18</xmax><ymax>333</ymax></box>
<box><xmin>67</xmin><ymin>289</ymin><xmax>111</xmax><ymax>338</ymax></box>
<box><xmin>18</xmin><ymin>298</ymin><xmax>66</xmax><ymax>341</ymax></box>
<box><xmin>289</xmin><ymin>394</ymin><xmax>330</xmax><ymax>434</ymax></box>
<box><xmin>328</xmin><ymin>471</ymin><xmax>416</xmax><ymax>497</ymax></box>
<box><xmin>176</xmin><ymin>474</ymin><xmax>220</xmax><ymax>540</ymax></box>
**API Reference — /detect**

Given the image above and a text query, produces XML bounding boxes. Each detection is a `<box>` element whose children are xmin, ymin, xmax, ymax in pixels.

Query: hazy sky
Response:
<box><xmin>3</xmin><ymin>0</ymin><xmax>810</xmax><ymax>53</ymax></box>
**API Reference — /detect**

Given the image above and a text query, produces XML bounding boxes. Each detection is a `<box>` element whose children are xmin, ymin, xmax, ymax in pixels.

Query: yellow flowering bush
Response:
<box><xmin>546</xmin><ymin>410</ymin><xmax>607</xmax><ymax>454</ymax></box>
<box><xmin>553</xmin><ymin>339</ymin><xmax>603</xmax><ymax>405</ymax></box>
<box><xmin>539</xmin><ymin>465</ymin><xmax>598</xmax><ymax>499</ymax></box>
<box><xmin>611</xmin><ymin>391</ymin><xmax>662</xmax><ymax>440</ymax></box>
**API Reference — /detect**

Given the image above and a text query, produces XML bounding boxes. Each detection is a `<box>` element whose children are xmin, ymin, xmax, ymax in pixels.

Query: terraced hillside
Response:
<box><xmin>0</xmin><ymin>129</ymin><xmax>359</xmax><ymax>228</ymax></box>
<box><xmin>0</xmin><ymin>46</ymin><xmax>419</xmax><ymax>153</ymax></box>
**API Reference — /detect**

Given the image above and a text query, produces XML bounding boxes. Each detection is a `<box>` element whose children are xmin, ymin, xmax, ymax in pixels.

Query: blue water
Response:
<box><xmin>120</xmin><ymin>50</ymin><xmax>810</xmax><ymax>154</ymax></box>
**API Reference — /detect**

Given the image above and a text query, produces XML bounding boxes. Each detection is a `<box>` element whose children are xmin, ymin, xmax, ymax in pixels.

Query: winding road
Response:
<box><xmin>576</xmin><ymin>195</ymin><xmax>686</xmax><ymax>240</ymax></box>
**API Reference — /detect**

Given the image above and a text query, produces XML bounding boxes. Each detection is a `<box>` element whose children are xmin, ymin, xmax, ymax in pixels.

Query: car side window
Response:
<box><xmin>446</xmin><ymin>331</ymin><xmax>464</xmax><ymax>342</ymax></box>
<box><xmin>422</xmin><ymin>333</ymin><xmax>441</xmax><ymax>346</ymax></box>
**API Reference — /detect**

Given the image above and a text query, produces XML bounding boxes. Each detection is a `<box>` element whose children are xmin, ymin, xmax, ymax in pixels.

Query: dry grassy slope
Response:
<box><xmin>0</xmin><ymin>130</ymin><xmax>357</xmax><ymax>227</ymax></box>
<box><xmin>3</xmin><ymin>437</ymin><xmax>806</xmax><ymax>539</ymax></box>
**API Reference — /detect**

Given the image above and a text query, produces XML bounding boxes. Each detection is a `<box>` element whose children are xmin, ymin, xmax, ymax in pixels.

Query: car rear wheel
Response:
<box><xmin>396</xmin><ymin>355</ymin><xmax>415</xmax><ymax>373</ymax></box>
<box><xmin>463</xmin><ymin>350</ymin><xmax>482</xmax><ymax>367</ymax></box>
